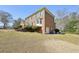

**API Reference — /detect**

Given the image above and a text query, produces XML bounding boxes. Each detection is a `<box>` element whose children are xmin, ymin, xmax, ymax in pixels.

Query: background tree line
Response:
<box><xmin>55</xmin><ymin>10</ymin><xmax>79</xmax><ymax>34</ymax></box>
<box><xmin>0</xmin><ymin>10</ymin><xmax>22</xmax><ymax>29</ymax></box>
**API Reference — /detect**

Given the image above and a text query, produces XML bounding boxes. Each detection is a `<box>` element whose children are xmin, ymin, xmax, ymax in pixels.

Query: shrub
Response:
<box><xmin>54</xmin><ymin>29</ymin><xmax>60</xmax><ymax>34</ymax></box>
<box><xmin>14</xmin><ymin>25</ymin><xmax>22</xmax><ymax>31</ymax></box>
<box><xmin>14</xmin><ymin>25</ymin><xmax>22</xmax><ymax>29</ymax></box>
<box><xmin>23</xmin><ymin>25</ymin><xmax>40</xmax><ymax>32</ymax></box>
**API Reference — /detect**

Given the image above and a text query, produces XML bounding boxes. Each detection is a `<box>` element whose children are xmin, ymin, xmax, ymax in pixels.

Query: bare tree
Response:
<box><xmin>56</xmin><ymin>9</ymin><xmax>67</xmax><ymax>19</ymax></box>
<box><xmin>55</xmin><ymin>9</ymin><xmax>68</xmax><ymax>30</ymax></box>
<box><xmin>0</xmin><ymin>10</ymin><xmax>12</xmax><ymax>29</ymax></box>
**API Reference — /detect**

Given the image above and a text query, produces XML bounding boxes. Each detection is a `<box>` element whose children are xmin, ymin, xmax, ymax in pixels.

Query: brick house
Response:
<box><xmin>21</xmin><ymin>7</ymin><xmax>56</xmax><ymax>34</ymax></box>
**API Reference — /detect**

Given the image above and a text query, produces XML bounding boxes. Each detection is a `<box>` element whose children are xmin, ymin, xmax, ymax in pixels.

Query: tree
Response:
<box><xmin>56</xmin><ymin>9</ymin><xmax>67</xmax><ymax>19</ymax></box>
<box><xmin>55</xmin><ymin>10</ymin><xmax>68</xmax><ymax>31</ymax></box>
<box><xmin>63</xmin><ymin>12</ymin><xmax>79</xmax><ymax>33</ymax></box>
<box><xmin>0</xmin><ymin>10</ymin><xmax>12</xmax><ymax>29</ymax></box>
<box><xmin>55</xmin><ymin>11</ymin><xmax>79</xmax><ymax>33</ymax></box>
<box><xmin>64</xmin><ymin>20</ymin><xmax>79</xmax><ymax>33</ymax></box>
<box><xmin>13</xmin><ymin>18</ymin><xmax>22</xmax><ymax>29</ymax></box>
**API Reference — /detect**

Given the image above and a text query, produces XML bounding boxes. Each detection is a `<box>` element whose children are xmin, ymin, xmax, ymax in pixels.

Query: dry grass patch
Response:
<box><xmin>46</xmin><ymin>34</ymin><xmax>79</xmax><ymax>45</ymax></box>
<box><xmin>0</xmin><ymin>31</ymin><xmax>79</xmax><ymax>52</ymax></box>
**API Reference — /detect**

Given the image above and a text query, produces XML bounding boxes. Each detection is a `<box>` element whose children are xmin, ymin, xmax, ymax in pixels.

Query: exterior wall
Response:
<box><xmin>20</xmin><ymin>21</ymin><xmax>25</xmax><ymax>29</ymax></box>
<box><xmin>41</xmin><ymin>10</ymin><xmax>45</xmax><ymax>34</ymax></box>
<box><xmin>32</xmin><ymin>15</ymin><xmax>36</xmax><ymax>26</ymax></box>
<box><xmin>25</xmin><ymin>10</ymin><xmax>45</xmax><ymax>26</ymax></box>
<box><xmin>45</xmin><ymin>11</ymin><xmax>55</xmax><ymax>33</ymax></box>
<box><xmin>24</xmin><ymin>8</ymin><xmax>55</xmax><ymax>34</ymax></box>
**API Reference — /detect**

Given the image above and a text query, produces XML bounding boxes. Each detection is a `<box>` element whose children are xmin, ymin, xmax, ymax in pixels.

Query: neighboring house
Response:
<box><xmin>21</xmin><ymin>7</ymin><xmax>56</xmax><ymax>34</ymax></box>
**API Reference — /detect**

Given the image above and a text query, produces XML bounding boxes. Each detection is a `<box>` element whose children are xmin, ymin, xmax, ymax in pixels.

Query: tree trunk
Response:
<box><xmin>3</xmin><ymin>23</ymin><xmax>6</xmax><ymax>29</ymax></box>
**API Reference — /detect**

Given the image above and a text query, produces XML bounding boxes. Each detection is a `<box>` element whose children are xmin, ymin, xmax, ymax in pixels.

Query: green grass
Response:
<box><xmin>0</xmin><ymin>31</ymin><xmax>79</xmax><ymax>52</ymax></box>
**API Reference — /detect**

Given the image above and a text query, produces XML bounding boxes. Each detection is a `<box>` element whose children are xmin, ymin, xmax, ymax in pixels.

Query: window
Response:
<box><xmin>36</xmin><ymin>18</ymin><xmax>42</xmax><ymax>24</ymax></box>
<box><xmin>37</xmin><ymin>19</ymin><xmax>39</xmax><ymax>24</ymax></box>
<box><xmin>40</xmin><ymin>18</ymin><xmax>42</xmax><ymax>24</ymax></box>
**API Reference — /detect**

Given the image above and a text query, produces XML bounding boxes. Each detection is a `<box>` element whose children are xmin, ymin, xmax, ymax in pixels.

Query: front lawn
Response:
<box><xmin>0</xmin><ymin>30</ymin><xmax>79</xmax><ymax>52</ymax></box>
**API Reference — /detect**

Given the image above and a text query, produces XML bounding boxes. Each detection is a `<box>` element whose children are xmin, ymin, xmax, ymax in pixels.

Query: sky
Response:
<box><xmin>0</xmin><ymin>5</ymin><xmax>79</xmax><ymax>26</ymax></box>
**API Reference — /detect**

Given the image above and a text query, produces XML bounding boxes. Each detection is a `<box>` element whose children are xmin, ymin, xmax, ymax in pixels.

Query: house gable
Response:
<box><xmin>25</xmin><ymin>7</ymin><xmax>54</xmax><ymax>20</ymax></box>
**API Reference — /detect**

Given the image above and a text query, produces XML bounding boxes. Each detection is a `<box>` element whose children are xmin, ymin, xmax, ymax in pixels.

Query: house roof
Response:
<box><xmin>45</xmin><ymin>7</ymin><xmax>55</xmax><ymax>17</ymax></box>
<box><xmin>25</xmin><ymin>7</ymin><xmax>55</xmax><ymax>20</ymax></box>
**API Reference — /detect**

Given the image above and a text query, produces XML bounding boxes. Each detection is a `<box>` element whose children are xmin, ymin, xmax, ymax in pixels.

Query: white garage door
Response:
<box><xmin>46</xmin><ymin>27</ymin><xmax>50</xmax><ymax>33</ymax></box>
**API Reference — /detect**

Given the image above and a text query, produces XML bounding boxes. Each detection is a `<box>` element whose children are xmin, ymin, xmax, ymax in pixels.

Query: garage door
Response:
<box><xmin>46</xmin><ymin>27</ymin><xmax>50</xmax><ymax>33</ymax></box>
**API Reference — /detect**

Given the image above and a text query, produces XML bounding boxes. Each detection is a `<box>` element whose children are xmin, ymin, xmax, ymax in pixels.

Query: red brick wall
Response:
<box><xmin>45</xmin><ymin>11</ymin><xmax>55</xmax><ymax>33</ymax></box>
